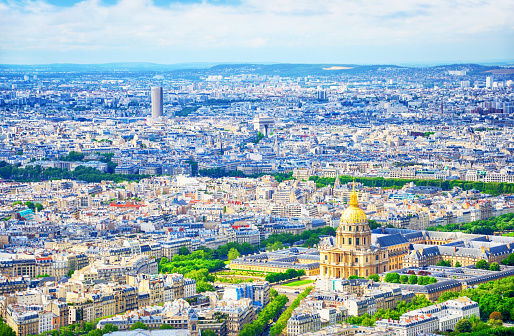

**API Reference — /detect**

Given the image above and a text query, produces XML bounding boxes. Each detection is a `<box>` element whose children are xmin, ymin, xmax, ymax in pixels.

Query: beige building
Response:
<box><xmin>319</xmin><ymin>188</ymin><xmax>389</xmax><ymax>278</ymax></box>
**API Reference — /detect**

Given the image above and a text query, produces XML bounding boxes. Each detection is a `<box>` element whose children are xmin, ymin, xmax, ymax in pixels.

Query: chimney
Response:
<box><xmin>481</xmin><ymin>246</ymin><xmax>485</xmax><ymax>254</ymax></box>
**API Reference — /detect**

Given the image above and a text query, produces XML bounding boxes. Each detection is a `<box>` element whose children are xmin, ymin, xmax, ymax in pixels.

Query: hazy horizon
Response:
<box><xmin>1</xmin><ymin>0</ymin><xmax>513</xmax><ymax>65</ymax></box>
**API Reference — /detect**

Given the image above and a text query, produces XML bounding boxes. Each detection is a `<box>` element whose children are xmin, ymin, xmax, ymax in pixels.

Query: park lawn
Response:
<box><xmin>283</xmin><ymin>280</ymin><xmax>315</xmax><ymax>287</ymax></box>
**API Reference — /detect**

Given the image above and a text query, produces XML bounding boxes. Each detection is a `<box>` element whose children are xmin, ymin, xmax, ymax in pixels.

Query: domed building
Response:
<box><xmin>319</xmin><ymin>186</ymin><xmax>389</xmax><ymax>279</ymax></box>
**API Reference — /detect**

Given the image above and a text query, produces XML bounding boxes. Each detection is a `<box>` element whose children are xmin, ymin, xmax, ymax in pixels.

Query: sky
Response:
<box><xmin>0</xmin><ymin>0</ymin><xmax>513</xmax><ymax>65</ymax></box>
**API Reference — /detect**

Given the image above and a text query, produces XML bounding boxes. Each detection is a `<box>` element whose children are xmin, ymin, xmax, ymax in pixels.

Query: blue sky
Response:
<box><xmin>0</xmin><ymin>0</ymin><xmax>513</xmax><ymax>65</ymax></box>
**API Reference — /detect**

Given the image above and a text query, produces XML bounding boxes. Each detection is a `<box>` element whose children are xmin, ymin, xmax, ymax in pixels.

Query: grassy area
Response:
<box><xmin>282</xmin><ymin>280</ymin><xmax>315</xmax><ymax>287</ymax></box>
<box><xmin>215</xmin><ymin>276</ymin><xmax>258</xmax><ymax>284</ymax></box>
<box><xmin>217</xmin><ymin>270</ymin><xmax>270</xmax><ymax>276</ymax></box>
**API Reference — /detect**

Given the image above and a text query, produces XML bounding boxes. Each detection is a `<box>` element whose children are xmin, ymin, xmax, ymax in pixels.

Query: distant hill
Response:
<box><xmin>0</xmin><ymin>62</ymin><xmax>508</xmax><ymax>76</ymax></box>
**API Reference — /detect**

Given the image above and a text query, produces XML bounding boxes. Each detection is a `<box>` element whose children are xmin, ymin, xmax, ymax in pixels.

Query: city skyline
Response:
<box><xmin>1</xmin><ymin>0</ymin><xmax>513</xmax><ymax>65</ymax></box>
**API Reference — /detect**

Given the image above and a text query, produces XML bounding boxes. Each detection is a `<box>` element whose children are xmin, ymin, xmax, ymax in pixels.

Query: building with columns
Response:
<box><xmin>319</xmin><ymin>187</ymin><xmax>389</xmax><ymax>279</ymax></box>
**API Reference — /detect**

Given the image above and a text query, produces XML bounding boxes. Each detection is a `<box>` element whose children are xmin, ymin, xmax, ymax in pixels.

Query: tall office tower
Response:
<box><xmin>151</xmin><ymin>87</ymin><xmax>163</xmax><ymax>118</ymax></box>
<box><xmin>317</xmin><ymin>90</ymin><xmax>327</xmax><ymax>100</ymax></box>
<box><xmin>486</xmin><ymin>76</ymin><xmax>493</xmax><ymax>88</ymax></box>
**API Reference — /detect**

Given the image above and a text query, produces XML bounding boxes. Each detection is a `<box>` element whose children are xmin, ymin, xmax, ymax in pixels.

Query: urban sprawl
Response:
<box><xmin>0</xmin><ymin>63</ymin><xmax>513</xmax><ymax>336</ymax></box>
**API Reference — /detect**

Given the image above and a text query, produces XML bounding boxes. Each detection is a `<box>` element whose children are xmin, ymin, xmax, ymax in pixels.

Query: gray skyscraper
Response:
<box><xmin>151</xmin><ymin>87</ymin><xmax>163</xmax><ymax>118</ymax></box>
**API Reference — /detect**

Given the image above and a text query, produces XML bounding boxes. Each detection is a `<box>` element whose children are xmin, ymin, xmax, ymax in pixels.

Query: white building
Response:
<box><xmin>375</xmin><ymin>296</ymin><xmax>479</xmax><ymax>335</ymax></box>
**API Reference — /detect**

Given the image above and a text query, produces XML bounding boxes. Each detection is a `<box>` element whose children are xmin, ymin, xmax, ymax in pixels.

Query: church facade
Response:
<box><xmin>319</xmin><ymin>188</ymin><xmax>389</xmax><ymax>279</ymax></box>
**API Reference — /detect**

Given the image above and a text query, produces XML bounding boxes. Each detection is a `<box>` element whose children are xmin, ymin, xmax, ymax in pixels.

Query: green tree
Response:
<box><xmin>24</xmin><ymin>201</ymin><xmax>35</xmax><ymax>211</ymax></box>
<box><xmin>130</xmin><ymin>321</ymin><xmax>149</xmax><ymax>330</ymax></box>
<box><xmin>384</xmin><ymin>273</ymin><xmax>400</xmax><ymax>283</ymax></box>
<box><xmin>408</xmin><ymin>274</ymin><xmax>418</xmax><ymax>285</ymax></box>
<box><xmin>67</xmin><ymin>269</ymin><xmax>75</xmax><ymax>277</ymax></box>
<box><xmin>399</xmin><ymin>275</ymin><xmax>408</xmax><ymax>284</ymax></box>
<box><xmin>455</xmin><ymin>318</ymin><xmax>472</xmax><ymax>333</ymax></box>
<box><xmin>490</xmin><ymin>262</ymin><xmax>501</xmax><ymax>271</ymax></box>
<box><xmin>34</xmin><ymin>203</ymin><xmax>44</xmax><ymax>212</ymax></box>
<box><xmin>0</xmin><ymin>322</ymin><xmax>16</xmax><ymax>336</ymax></box>
<box><xmin>437</xmin><ymin>290</ymin><xmax>459</xmax><ymax>303</ymax></box>
<box><xmin>179</xmin><ymin>247</ymin><xmax>190</xmax><ymax>256</ymax></box>
<box><xmin>196</xmin><ymin>281</ymin><xmax>215</xmax><ymax>293</ymax></box>
<box><xmin>227</xmin><ymin>248</ymin><xmax>240</xmax><ymax>261</ymax></box>
<box><xmin>476</xmin><ymin>259</ymin><xmax>490</xmax><ymax>270</ymax></box>
<box><xmin>271</xmin><ymin>241</ymin><xmax>283</xmax><ymax>251</ymax></box>
<box><xmin>367</xmin><ymin>274</ymin><xmax>380</xmax><ymax>282</ymax></box>
<box><xmin>159</xmin><ymin>324</ymin><xmax>174</xmax><ymax>329</ymax></box>
<box><xmin>455</xmin><ymin>261</ymin><xmax>462</xmax><ymax>267</ymax></box>
<box><xmin>102</xmin><ymin>324</ymin><xmax>119</xmax><ymax>334</ymax></box>
<box><xmin>436</xmin><ymin>260</ymin><xmax>452</xmax><ymax>267</ymax></box>
<box><xmin>201</xmin><ymin>330</ymin><xmax>217</xmax><ymax>336</ymax></box>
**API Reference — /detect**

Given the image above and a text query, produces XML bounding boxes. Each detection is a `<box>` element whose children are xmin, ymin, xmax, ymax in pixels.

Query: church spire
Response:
<box><xmin>349</xmin><ymin>179</ymin><xmax>358</xmax><ymax>207</ymax></box>
<box><xmin>334</xmin><ymin>173</ymin><xmax>341</xmax><ymax>188</ymax></box>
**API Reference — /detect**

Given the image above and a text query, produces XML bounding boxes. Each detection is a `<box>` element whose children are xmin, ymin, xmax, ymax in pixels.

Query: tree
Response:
<box><xmin>436</xmin><ymin>260</ymin><xmax>452</xmax><ymax>267</ymax></box>
<box><xmin>201</xmin><ymin>330</ymin><xmax>217</xmax><ymax>336</ymax></box>
<box><xmin>455</xmin><ymin>318</ymin><xmax>472</xmax><ymax>333</ymax></box>
<box><xmin>367</xmin><ymin>274</ymin><xmax>380</xmax><ymax>282</ymax></box>
<box><xmin>0</xmin><ymin>323</ymin><xmax>16</xmax><ymax>336</ymax></box>
<box><xmin>490</xmin><ymin>311</ymin><xmax>503</xmax><ymax>321</ymax></box>
<box><xmin>159</xmin><ymin>324</ymin><xmax>174</xmax><ymax>329</ymax></box>
<box><xmin>196</xmin><ymin>281</ymin><xmax>215</xmax><ymax>293</ymax></box>
<box><xmin>399</xmin><ymin>275</ymin><xmax>408</xmax><ymax>284</ymax></box>
<box><xmin>271</xmin><ymin>241</ymin><xmax>283</xmax><ymax>251</ymax></box>
<box><xmin>437</xmin><ymin>290</ymin><xmax>459</xmax><ymax>303</ymax></box>
<box><xmin>455</xmin><ymin>261</ymin><xmax>462</xmax><ymax>267</ymax></box>
<box><xmin>102</xmin><ymin>324</ymin><xmax>119</xmax><ymax>334</ymax></box>
<box><xmin>179</xmin><ymin>247</ymin><xmax>190</xmax><ymax>256</ymax></box>
<box><xmin>490</xmin><ymin>262</ymin><xmax>501</xmax><ymax>271</ymax></box>
<box><xmin>408</xmin><ymin>274</ymin><xmax>418</xmax><ymax>284</ymax></box>
<box><xmin>34</xmin><ymin>203</ymin><xmax>44</xmax><ymax>212</ymax></box>
<box><xmin>130</xmin><ymin>321</ymin><xmax>149</xmax><ymax>330</ymax></box>
<box><xmin>227</xmin><ymin>248</ymin><xmax>240</xmax><ymax>261</ymax></box>
<box><xmin>384</xmin><ymin>273</ymin><xmax>400</xmax><ymax>283</ymax></box>
<box><xmin>476</xmin><ymin>259</ymin><xmax>490</xmax><ymax>270</ymax></box>
<box><xmin>24</xmin><ymin>201</ymin><xmax>35</xmax><ymax>211</ymax></box>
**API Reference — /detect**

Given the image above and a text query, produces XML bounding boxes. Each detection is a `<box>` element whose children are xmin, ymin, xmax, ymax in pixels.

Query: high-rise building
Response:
<box><xmin>151</xmin><ymin>87</ymin><xmax>163</xmax><ymax>118</ymax></box>
<box><xmin>317</xmin><ymin>90</ymin><xmax>327</xmax><ymax>100</ymax></box>
<box><xmin>486</xmin><ymin>76</ymin><xmax>493</xmax><ymax>88</ymax></box>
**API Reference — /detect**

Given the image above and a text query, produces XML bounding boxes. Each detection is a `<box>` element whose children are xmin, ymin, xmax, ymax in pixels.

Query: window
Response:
<box><xmin>325</xmin><ymin>255</ymin><xmax>328</xmax><ymax>261</ymax></box>
<box><xmin>356</xmin><ymin>238</ymin><xmax>360</xmax><ymax>245</ymax></box>
<box><xmin>355</xmin><ymin>257</ymin><xmax>358</xmax><ymax>263</ymax></box>
<box><xmin>356</xmin><ymin>226</ymin><xmax>359</xmax><ymax>232</ymax></box>
<box><xmin>342</xmin><ymin>238</ymin><xmax>345</xmax><ymax>244</ymax></box>
<box><xmin>376</xmin><ymin>255</ymin><xmax>379</xmax><ymax>260</ymax></box>
<box><xmin>349</xmin><ymin>238</ymin><xmax>352</xmax><ymax>245</ymax></box>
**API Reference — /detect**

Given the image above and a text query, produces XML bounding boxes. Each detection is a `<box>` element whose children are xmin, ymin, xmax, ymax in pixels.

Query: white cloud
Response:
<box><xmin>0</xmin><ymin>0</ymin><xmax>512</xmax><ymax>63</ymax></box>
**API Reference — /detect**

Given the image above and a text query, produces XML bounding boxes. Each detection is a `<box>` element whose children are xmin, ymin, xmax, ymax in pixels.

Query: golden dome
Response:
<box><xmin>340</xmin><ymin>183</ymin><xmax>367</xmax><ymax>224</ymax></box>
